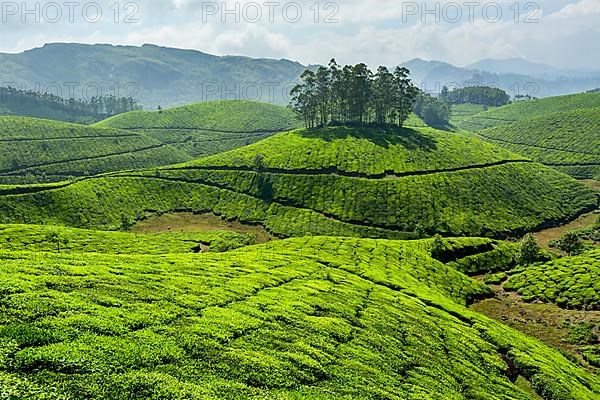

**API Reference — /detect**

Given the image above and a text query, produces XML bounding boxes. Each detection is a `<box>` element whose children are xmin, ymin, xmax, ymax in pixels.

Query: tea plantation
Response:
<box><xmin>0</xmin><ymin>236</ymin><xmax>598</xmax><ymax>399</ymax></box>
<box><xmin>0</xmin><ymin>125</ymin><xmax>596</xmax><ymax>238</ymax></box>
<box><xmin>0</xmin><ymin>117</ymin><xmax>190</xmax><ymax>184</ymax></box>
<box><xmin>504</xmin><ymin>248</ymin><xmax>600</xmax><ymax>310</ymax></box>
<box><xmin>477</xmin><ymin>107</ymin><xmax>600</xmax><ymax>179</ymax></box>
<box><xmin>0</xmin><ymin>224</ymin><xmax>256</xmax><ymax>254</ymax></box>
<box><xmin>95</xmin><ymin>101</ymin><xmax>302</xmax><ymax>159</ymax></box>
<box><xmin>184</xmin><ymin>126</ymin><xmax>526</xmax><ymax>174</ymax></box>
<box><xmin>96</xmin><ymin>101</ymin><xmax>301</xmax><ymax>132</ymax></box>
<box><xmin>456</xmin><ymin>92</ymin><xmax>600</xmax><ymax>131</ymax></box>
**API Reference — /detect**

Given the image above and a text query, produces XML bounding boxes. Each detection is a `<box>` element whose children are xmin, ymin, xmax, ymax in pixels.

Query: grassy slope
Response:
<box><xmin>95</xmin><ymin>100</ymin><xmax>301</xmax><ymax>131</ymax></box>
<box><xmin>0</xmin><ymin>236</ymin><xmax>598</xmax><ymax>399</ymax></box>
<box><xmin>0</xmin><ymin>117</ymin><xmax>190</xmax><ymax>184</ymax></box>
<box><xmin>184</xmin><ymin>126</ymin><xmax>525</xmax><ymax>174</ymax></box>
<box><xmin>0</xmin><ymin>224</ymin><xmax>255</xmax><ymax>254</ymax></box>
<box><xmin>449</xmin><ymin>103</ymin><xmax>494</xmax><ymax>127</ymax></box>
<box><xmin>0</xmin><ymin>126</ymin><xmax>596</xmax><ymax>238</ymax></box>
<box><xmin>94</xmin><ymin>101</ymin><xmax>302</xmax><ymax>159</ymax></box>
<box><xmin>505</xmin><ymin>248</ymin><xmax>600</xmax><ymax>310</ymax></box>
<box><xmin>456</xmin><ymin>92</ymin><xmax>600</xmax><ymax>131</ymax></box>
<box><xmin>477</xmin><ymin>107</ymin><xmax>600</xmax><ymax>179</ymax></box>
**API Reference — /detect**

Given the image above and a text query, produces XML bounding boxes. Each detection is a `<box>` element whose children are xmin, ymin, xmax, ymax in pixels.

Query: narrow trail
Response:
<box><xmin>114</xmin><ymin>173</ymin><xmax>415</xmax><ymax>237</ymax></box>
<box><xmin>0</xmin><ymin>162</ymin><xmax>596</xmax><ymax>240</ymax></box>
<box><xmin>116</xmin><ymin>126</ymin><xmax>291</xmax><ymax>134</ymax></box>
<box><xmin>164</xmin><ymin>159</ymin><xmax>534</xmax><ymax>181</ymax></box>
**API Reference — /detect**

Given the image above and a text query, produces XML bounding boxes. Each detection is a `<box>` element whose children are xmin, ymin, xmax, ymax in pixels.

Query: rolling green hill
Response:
<box><xmin>96</xmin><ymin>101</ymin><xmax>301</xmax><ymax>131</ymax></box>
<box><xmin>0</xmin><ymin>126</ymin><xmax>596</xmax><ymax>238</ymax></box>
<box><xmin>0</xmin><ymin>117</ymin><xmax>190</xmax><ymax>184</ymax></box>
<box><xmin>449</xmin><ymin>103</ymin><xmax>494</xmax><ymax>128</ymax></box>
<box><xmin>0</xmin><ymin>224</ymin><xmax>255</xmax><ymax>254</ymax></box>
<box><xmin>477</xmin><ymin>107</ymin><xmax>600</xmax><ymax>179</ymax></box>
<box><xmin>505</xmin><ymin>248</ymin><xmax>600</xmax><ymax>310</ymax></box>
<box><xmin>0</xmin><ymin>236</ymin><xmax>598</xmax><ymax>399</ymax></box>
<box><xmin>456</xmin><ymin>92</ymin><xmax>600</xmax><ymax>131</ymax></box>
<box><xmin>95</xmin><ymin>101</ymin><xmax>302</xmax><ymax>159</ymax></box>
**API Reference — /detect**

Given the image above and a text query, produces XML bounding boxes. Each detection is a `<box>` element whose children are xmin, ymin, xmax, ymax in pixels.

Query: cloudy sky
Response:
<box><xmin>1</xmin><ymin>0</ymin><xmax>599</xmax><ymax>69</ymax></box>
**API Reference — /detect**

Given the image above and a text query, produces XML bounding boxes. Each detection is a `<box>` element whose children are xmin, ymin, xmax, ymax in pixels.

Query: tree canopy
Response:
<box><xmin>440</xmin><ymin>86</ymin><xmax>510</xmax><ymax>107</ymax></box>
<box><xmin>289</xmin><ymin>60</ymin><xmax>419</xmax><ymax>128</ymax></box>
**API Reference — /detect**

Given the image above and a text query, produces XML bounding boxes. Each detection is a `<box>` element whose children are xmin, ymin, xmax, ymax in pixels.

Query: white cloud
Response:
<box><xmin>0</xmin><ymin>0</ymin><xmax>598</xmax><ymax>69</ymax></box>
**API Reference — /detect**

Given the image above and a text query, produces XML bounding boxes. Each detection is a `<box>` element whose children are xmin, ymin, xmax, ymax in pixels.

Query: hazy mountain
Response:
<box><xmin>467</xmin><ymin>58</ymin><xmax>561</xmax><ymax>78</ymax></box>
<box><xmin>0</xmin><ymin>43</ymin><xmax>307</xmax><ymax>108</ymax></box>
<box><xmin>401</xmin><ymin>58</ymin><xmax>600</xmax><ymax>98</ymax></box>
<box><xmin>467</xmin><ymin>57</ymin><xmax>600</xmax><ymax>80</ymax></box>
<box><xmin>1</xmin><ymin>44</ymin><xmax>599</xmax><ymax>109</ymax></box>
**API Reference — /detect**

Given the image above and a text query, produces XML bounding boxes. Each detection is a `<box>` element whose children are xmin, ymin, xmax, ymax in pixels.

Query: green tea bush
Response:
<box><xmin>0</xmin><ymin>117</ymin><xmax>190</xmax><ymax>183</ymax></box>
<box><xmin>456</xmin><ymin>92</ymin><xmax>600</xmax><ymax>131</ymax></box>
<box><xmin>478</xmin><ymin>107</ymin><xmax>600</xmax><ymax>178</ymax></box>
<box><xmin>0</xmin><ymin>237</ymin><xmax>596</xmax><ymax>398</ymax></box>
<box><xmin>96</xmin><ymin>100</ymin><xmax>301</xmax><ymax>132</ymax></box>
<box><xmin>505</xmin><ymin>248</ymin><xmax>600</xmax><ymax>309</ymax></box>
<box><xmin>0</xmin><ymin>224</ymin><xmax>255</xmax><ymax>254</ymax></box>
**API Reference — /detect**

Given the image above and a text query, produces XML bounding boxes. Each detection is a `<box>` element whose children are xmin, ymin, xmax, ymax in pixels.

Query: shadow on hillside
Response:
<box><xmin>299</xmin><ymin>125</ymin><xmax>438</xmax><ymax>151</ymax></box>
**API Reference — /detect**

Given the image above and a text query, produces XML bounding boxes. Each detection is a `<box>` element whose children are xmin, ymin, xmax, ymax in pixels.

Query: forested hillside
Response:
<box><xmin>0</xmin><ymin>86</ymin><xmax>141</xmax><ymax>124</ymax></box>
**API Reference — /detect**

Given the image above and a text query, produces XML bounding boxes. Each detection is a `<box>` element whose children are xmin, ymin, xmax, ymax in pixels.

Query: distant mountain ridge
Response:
<box><xmin>1</xmin><ymin>43</ymin><xmax>599</xmax><ymax>109</ymax></box>
<box><xmin>0</xmin><ymin>43</ymin><xmax>307</xmax><ymax>108</ymax></box>
<box><xmin>401</xmin><ymin>57</ymin><xmax>600</xmax><ymax>98</ymax></box>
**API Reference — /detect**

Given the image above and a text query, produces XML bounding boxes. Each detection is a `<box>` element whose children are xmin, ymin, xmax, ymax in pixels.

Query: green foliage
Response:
<box><xmin>0</xmin><ymin>224</ymin><xmax>255</xmax><ymax>254</ymax></box>
<box><xmin>94</xmin><ymin>100</ymin><xmax>301</xmax><ymax>160</ymax></box>
<box><xmin>429</xmin><ymin>234</ymin><xmax>446</xmax><ymax>260</ymax></box>
<box><xmin>0</xmin><ymin>126</ymin><xmax>596</xmax><ymax>239</ymax></box>
<box><xmin>517</xmin><ymin>234</ymin><xmax>541</xmax><ymax>266</ymax></box>
<box><xmin>554</xmin><ymin>232</ymin><xmax>585</xmax><ymax>256</ymax></box>
<box><xmin>477</xmin><ymin>107</ymin><xmax>600</xmax><ymax>178</ymax></box>
<box><xmin>444</xmin><ymin>240</ymin><xmax>519</xmax><ymax>275</ymax></box>
<box><xmin>581</xmin><ymin>345</ymin><xmax>600</xmax><ymax>367</ymax></box>
<box><xmin>187</xmin><ymin>126</ymin><xmax>526</xmax><ymax>174</ymax></box>
<box><xmin>567</xmin><ymin>322</ymin><xmax>598</xmax><ymax>345</ymax></box>
<box><xmin>43</xmin><ymin>229</ymin><xmax>69</xmax><ymax>253</ymax></box>
<box><xmin>96</xmin><ymin>100</ymin><xmax>301</xmax><ymax>132</ymax></box>
<box><xmin>0</xmin><ymin>237</ymin><xmax>597</xmax><ymax>398</ymax></box>
<box><xmin>505</xmin><ymin>248</ymin><xmax>600</xmax><ymax>309</ymax></box>
<box><xmin>0</xmin><ymin>86</ymin><xmax>141</xmax><ymax>124</ymax></box>
<box><xmin>456</xmin><ymin>92</ymin><xmax>600</xmax><ymax>131</ymax></box>
<box><xmin>289</xmin><ymin>61</ymin><xmax>418</xmax><ymax>128</ymax></box>
<box><xmin>0</xmin><ymin>116</ymin><xmax>190</xmax><ymax>184</ymax></box>
<box><xmin>484</xmin><ymin>272</ymin><xmax>508</xmax><ymax>285</ymax></box>
<box><xmin>413</xmin><ymin>93</ymin><xmax>450</xmax><ymax>127</ymax></box>
<box><xmin>440</xmin><ymin>85</ymin><xmax>510</xmax><ymax>107</ymax></box>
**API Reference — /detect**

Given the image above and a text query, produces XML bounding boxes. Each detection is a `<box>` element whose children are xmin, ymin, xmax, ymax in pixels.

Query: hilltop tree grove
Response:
<box><xmin>289</xmin><ymin>60</ymin><xmax>419</xmax><ymax>128</ymax></box>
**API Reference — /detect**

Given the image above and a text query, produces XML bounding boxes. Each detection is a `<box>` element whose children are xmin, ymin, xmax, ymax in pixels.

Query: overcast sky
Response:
<box><xmin>1</xmin><ymin>0</ymin><xmax>598</xmax><ymax>69</ymax></box>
